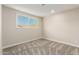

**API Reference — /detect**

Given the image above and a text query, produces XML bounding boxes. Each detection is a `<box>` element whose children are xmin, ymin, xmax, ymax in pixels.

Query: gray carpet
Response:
<box><xmin>3</xmin><ymin>39</ymin><xmax>79</xmax><ymax>55</ymax></box>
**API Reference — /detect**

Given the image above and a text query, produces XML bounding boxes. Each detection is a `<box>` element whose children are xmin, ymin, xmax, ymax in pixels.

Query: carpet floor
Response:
<box><xmin>3</xmin><ymin>39</ymin><xmax>79</xmax><ymax>55</ymax></box>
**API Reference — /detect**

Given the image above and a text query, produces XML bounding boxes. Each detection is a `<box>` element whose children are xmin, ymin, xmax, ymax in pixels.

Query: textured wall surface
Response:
<box><xmin>2</xmin><ymin>6</ymin><xmax>42</xmax><ymax>48</ymax></box>
<box><xmin>0</xmin><ymin>4</ymin><xmax>2</xmax><ymax>55</ymax></box>
<box><xmin>44</xmin><ymin>8</ymin><xmax>79</xmax><ymax>47</ymax></box>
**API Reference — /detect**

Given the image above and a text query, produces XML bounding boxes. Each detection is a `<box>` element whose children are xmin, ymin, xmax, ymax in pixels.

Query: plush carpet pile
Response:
<box><xmin>3</xmin><ymin>39</ymin><xmax>79</xmax><ymax>55</ymax></box>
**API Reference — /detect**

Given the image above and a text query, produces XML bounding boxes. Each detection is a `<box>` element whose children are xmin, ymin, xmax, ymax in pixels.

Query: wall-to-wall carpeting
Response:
<box><xmin>3</xmin><ymin>39</ymin><xmax>79</xmax><ymax>55</ymax></box>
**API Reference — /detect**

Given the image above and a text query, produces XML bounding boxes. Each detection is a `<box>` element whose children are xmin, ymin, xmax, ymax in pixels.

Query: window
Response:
<box><xmin>16</xmin><ymin>15</ymin><xmax>40</xmax><ymax>29</ymax></box>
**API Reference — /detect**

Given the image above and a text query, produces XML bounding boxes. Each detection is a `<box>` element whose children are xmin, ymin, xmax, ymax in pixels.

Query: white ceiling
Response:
<box><xmin>4</xmin><ymin>4</ymin><xmax>79</xmax><ymax>17</ymax></box>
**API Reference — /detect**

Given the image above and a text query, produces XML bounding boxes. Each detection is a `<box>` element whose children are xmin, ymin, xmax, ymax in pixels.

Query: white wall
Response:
<box><xmin>0</xmin><ymin>4</ymin><xmax>2</xmax><ymax>54</ymax></box>
<box><xmin>2</xmin><ymin>6</ymin><xmax>42</xmax><ymax>48</ymax></box>
<box><xmin>44</xmin><ymin>8</ymin><xmax>79</xmax><ymax>47</ymax></box>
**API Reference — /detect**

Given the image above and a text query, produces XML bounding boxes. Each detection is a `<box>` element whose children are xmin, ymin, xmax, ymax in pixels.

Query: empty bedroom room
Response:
<box><xmin>1</xmin><ymin>4</ymin><xmax>79</xmax><ymax>55</ymax></box>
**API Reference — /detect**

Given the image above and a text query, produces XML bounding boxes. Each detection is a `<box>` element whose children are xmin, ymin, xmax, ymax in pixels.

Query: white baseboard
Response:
<box><xmin>45</xmin><ymin>37</ymin><xmax>79</xmax><ymax>48</ymax></box>
<box><xmin>3</xmin><ymin>37</ymin><xmax>79</xmax><ymax>49</ymax></box>
<box><xmin>2</xmin><ymin>36</ymin><xmax>42</xmax><ymax>49</ymax></box>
